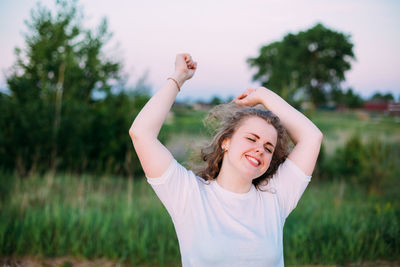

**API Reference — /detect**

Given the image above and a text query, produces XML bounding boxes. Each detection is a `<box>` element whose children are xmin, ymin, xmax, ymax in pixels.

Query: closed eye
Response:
<box><xmin>246</xmin><ymin>134</ymin><xmax>274</xmax><ymax>153</ymax></box>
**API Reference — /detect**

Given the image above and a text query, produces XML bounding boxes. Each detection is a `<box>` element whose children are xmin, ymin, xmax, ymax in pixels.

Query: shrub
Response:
<box><xmin>322</xmin><ymin>134</ymin><xmax>399</xmax><ymax>198</ymax></box>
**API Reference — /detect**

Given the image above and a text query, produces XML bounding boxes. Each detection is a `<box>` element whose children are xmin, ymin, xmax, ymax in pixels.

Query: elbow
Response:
<box><xmin>317</xmin><ymin>129</ymin><xmax>324</xmax><ymax>141</ymax></box>
<box><xmin>315</xmin><ymin>129</ymin><xmax>324</xmax><ymax>147</ymax></box>
<box><xmin>305</xmin><ymin>127</ymin><xmax>323</xmax><ymax>146</ymax></box>
<box><xmin>129</xmin><ymin>125</ymin><xmax>155</xmax><ymax>144</ymax></box>
<box><xmin>129</xmin><ymin>126</ymin><xmax>139</xmax><ymax>144</ymax></box>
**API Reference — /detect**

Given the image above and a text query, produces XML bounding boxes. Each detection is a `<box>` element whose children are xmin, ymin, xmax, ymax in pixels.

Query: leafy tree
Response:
<box><xmin>209</xmin><ymin>95</ymin><xmax>222</xmax><ymax>106</ymax></box>
<box><xmin>344</xmin><ymin>88</ymin><xmax>364</xmax><ymax>108</ymax></box>
<box><xmin>247</xmin><ymin>23</ymin><xmax>355</xmax><ymax>106</ymax></box>
<box><xmin>0</xmin><ymin>0</ymin><xmax>147</xmax><ymax>176</ymax></box>
<box><xmin>370</xmin><ymin>92</ymin><xmax>394</xmax><ymax>102</ymax></box>
<box><xmin>331</xmin><ymin>87</ymin><xmax>364</xmax><ymax>108</ymax></box>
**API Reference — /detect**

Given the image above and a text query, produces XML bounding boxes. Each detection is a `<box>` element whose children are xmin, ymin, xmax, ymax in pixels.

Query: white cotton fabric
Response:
<box><xmin>146</xmin><ymin>158</ymin><xmax>311</xmax><ymax>267</ymax></box>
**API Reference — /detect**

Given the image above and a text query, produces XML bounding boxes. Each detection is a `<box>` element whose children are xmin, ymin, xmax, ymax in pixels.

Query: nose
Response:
<box><xmin>254</xmin><ymin>143</ymin><xmax>264</xmax><ymax>154</ymax></box>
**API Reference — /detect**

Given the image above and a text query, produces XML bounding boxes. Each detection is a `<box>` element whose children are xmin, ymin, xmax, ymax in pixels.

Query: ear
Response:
<box><xmin>221</xmin><ymin>138</ymin><xmax>231</xmax><ymax>151</ymax></box>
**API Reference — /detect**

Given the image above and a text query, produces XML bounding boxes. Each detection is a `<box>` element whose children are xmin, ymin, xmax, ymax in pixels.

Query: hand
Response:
<box><xmin>233</xmin><ymin>87</ymin><xmax>267</xmax><ymax>107</ymax></box>
<box><xmin>172</xmin><ymin>53</ymin><xmax>197</xmax><ymax>86</ymax></box>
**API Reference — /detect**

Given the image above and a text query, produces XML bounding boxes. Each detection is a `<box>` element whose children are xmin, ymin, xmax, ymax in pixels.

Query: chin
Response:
<box><xmin>237</xmin><ymin>160</ymin><xmax>267</xmax><ymax>180</ymax></box>
<box><xmin>243</xmin><ymin>170</ymin><xmax>263</xmax><ymax>181</ymax></box>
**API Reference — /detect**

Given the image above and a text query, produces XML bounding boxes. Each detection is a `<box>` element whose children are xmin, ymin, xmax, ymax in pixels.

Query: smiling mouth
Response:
<box><xmin>245</xmin><ymin>155</ymin><xmax>261</xmax><ymax>167</ymax></box>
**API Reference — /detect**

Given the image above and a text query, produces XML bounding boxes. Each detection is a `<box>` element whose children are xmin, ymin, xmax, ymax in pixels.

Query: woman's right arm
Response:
<box><xmin>129</xmin><ymin>54</ymin><xmax>197</xmax><ymax>178</ymax></box>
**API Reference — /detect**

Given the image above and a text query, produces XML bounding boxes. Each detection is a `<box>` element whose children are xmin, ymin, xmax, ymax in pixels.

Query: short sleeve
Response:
<box><xmin>146</xmin><ymin>159</ymin><xmax>197</xmax><ymax>223</ymax></box>
<box><xmin>269</xmin><ymin>158</ymin><xmax>311</xmax><ymax>220</ymax></box>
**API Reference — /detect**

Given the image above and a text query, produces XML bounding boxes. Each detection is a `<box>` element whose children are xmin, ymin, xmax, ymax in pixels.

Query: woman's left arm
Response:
<box><xmin>234</xmin><ymin>87</ymin><xmax>323</xmax><ymax>176</ymax></box>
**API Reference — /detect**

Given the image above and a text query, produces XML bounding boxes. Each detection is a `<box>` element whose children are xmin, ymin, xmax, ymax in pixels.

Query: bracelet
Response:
<box><xmin>167</xmin><ymin>77</ymin><xmax>181</xmax><ymax>92</ymax></box>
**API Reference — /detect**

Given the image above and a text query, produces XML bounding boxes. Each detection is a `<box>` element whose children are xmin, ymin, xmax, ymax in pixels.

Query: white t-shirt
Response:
<box><xmin>146</xmin><ymin>158</ymin><xmax>311</xmax><ymax>267</ymax></box>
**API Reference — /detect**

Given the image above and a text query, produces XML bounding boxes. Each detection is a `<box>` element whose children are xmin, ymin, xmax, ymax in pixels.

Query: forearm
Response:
<box><xmin>260</xmin><ymin>88</ymin><xmax>322</xmax><ymax>145</ymax></box>
<box><xmin>129</xmin><ymin>72</ymin><xmax>185</xmax><ymax>141</ymax></box>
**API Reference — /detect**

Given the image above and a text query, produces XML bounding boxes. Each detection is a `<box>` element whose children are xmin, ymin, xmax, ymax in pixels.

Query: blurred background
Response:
<box><xmin>0</xmin><ymin>0</ymin><xmax>399</xmax><ymax>266</ymax></box>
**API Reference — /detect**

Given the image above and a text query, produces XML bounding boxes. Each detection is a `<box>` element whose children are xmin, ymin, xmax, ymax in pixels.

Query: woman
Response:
<box><xmin>129</xmin><ymin>53</ymin><xmax>323</xmax><ymax>267</ymax></box>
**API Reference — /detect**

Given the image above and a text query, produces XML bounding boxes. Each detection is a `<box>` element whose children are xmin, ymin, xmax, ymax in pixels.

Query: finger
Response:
<box><xmin>189</xmin><ymin>61</ymin><xmax>197</xmax><ymax>69</ymax></box>
<box><xmin>233</xmin><ymin>98</ymin><xmax>247</xmax><ymax>106</ymax></box>
<box><xmin>233</xmin><ymin>98</ymin><xmax>241</xmax><ymax>104</ymax></box>
<box><xmin>186</xmin><ymin>57</ymin><xmax>195</xmax><ymax>68</ymax></box>
<box><xmin>237</xmin><ymin>92</ymin><xmax>248</xmax><ymax>100</ymax></box>
<box><xmin>184</xmin><ymin>54</ymin><xmax>192</xmax><ymax>62</ymax></box>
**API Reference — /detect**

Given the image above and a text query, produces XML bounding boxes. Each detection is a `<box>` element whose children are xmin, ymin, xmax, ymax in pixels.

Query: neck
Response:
<box><xmin>215</xmin><ymin>162</ymin><xmax>253</xmax><ymax>194</ymax></box>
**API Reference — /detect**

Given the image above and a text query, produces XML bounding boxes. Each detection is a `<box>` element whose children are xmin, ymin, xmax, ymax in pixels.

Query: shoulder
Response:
<box><xmin>258</xmin><ymin>158</ymin><xmax>311</xmax><ymax>191</ymax></box>
<box><xmin>146</xmin><ymin>158</ymin><xmax>201</xmax><ymax>187</ymax></box>
<box><xmin>278</xmin><ymin>158</ymin><xmax>312</xmax><ymax>182</ymax></box>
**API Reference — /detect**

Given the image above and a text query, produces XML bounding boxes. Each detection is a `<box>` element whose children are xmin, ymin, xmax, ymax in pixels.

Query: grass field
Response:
<box><xmin>0</xmin><ymin>172</ymin><xmax>399</xmax><ymax>266</ymax></box>
<box><xmin>311</xmin><ymin>110</ymin><xmax>400</xmax><ymax>154</ymax></box>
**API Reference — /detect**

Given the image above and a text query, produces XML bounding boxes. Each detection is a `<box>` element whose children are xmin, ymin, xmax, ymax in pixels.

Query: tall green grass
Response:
<box><xmin>1</xmin><ymin>172</ymin><xmax>399</xmax><ymax>265</ymax></box>
<box><xmin>284</xmin><ymin>181</ymin><xmax>400</xmax><ymax>265</ymax></box>
<box><xmin>0</xmin><ymin>173</ymin><xmax>180</xmax><ymax>266</ymax></box>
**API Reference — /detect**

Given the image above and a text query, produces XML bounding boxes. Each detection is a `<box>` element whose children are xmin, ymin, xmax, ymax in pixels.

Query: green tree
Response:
<box><xmin>370</xmin><ymin>92</ymin><xmax>395</xmax><ymax>102</ymax></box>
<box><xmin>344</xmin><ymin>88</ymin><xmax>364</xmax><ymax>108</ymax></box>
<box><xmin>209</xmin><ymin>95</ymin><xmax>222</xmax><ymax>106</ymax></box>
<box><xmin>247</xmin><ymin>23</ymin><xmax>355</xmax><ymax>106</ymax></box>
<box><xmin>0</xmin><ymin>0</ymin><xmax>146</xmax><ymax>176</ymax></box>
<box><xmin>331</xmin><ymin>87</ymin><xmax>364</xmax><ymax>108</ymax></box>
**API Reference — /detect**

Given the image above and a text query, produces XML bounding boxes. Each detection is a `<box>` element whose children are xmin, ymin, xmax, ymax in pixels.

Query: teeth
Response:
<box><xmin>247</xmin><ymin>156</ymin><xmax>260</xmax><ymax>166</ymax></box>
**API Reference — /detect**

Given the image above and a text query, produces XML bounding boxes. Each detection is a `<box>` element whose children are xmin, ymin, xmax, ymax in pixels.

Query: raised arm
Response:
<box><xmin>129</xmin><ymin>54</ymin><xmax>197</xmax><ymax>178</ymax></box>
<box><xmin>233</xmin><ymin>87</ymin><xmax>323</xmax><ymax>176</ymax></box>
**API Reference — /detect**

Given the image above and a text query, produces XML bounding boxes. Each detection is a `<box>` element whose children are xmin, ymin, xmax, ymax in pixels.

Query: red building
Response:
<box><xmin>363</xmin><ymin>101</ymin><xmax>400</xmax><ymax>115</ymax></box>
<box><xmin>363</xmin><ymin>101</ymin><xmax>389</xmax><ymax>111</ymax></box>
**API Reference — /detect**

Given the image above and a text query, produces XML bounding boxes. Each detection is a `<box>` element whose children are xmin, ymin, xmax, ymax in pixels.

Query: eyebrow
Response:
<box><xmin>247</xmin><ymin>133</ymin><xmax>275</xmax><ymax>147</ymax></box>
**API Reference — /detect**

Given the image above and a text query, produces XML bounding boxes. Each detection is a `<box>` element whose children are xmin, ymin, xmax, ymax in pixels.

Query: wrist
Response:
<box><xmin>171</xmin><ymin>72</ymin><xmax>186</xmax><ymax>88</ymax></box>
<box><xmin>259</xmin><ymin>87</ymin><xmax>273</xmax><ymax>107</ymax></box>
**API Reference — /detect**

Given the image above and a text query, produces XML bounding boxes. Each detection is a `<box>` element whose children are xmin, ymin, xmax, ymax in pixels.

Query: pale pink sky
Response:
<box><xmin>1</xmin><ymin>0</ymin><xmax>399</xmax><ymax>100</ymax></box>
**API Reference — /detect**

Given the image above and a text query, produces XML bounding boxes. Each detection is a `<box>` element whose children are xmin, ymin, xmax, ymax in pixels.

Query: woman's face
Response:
<box><xmin>222</xmin><ymin>116</ymin><xmax>278</xmax><ymax>180</ymax></box>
